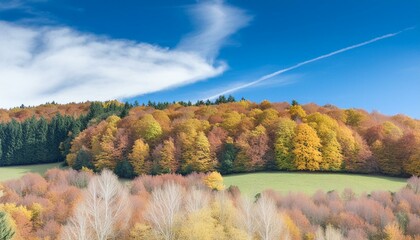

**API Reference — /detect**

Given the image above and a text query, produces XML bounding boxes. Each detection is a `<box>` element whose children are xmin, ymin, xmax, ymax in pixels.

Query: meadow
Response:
<box><xmin>0</xmin><ymin>162</ymin><xmax>62</xmax><ymax>182</ymax></box>
<box><xmin>223</xmin><ymin>172</ymin><xmax>408</xmax><ymax>195</ymax></box>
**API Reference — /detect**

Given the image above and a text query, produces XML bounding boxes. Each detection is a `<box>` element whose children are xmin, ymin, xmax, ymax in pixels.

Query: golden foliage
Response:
<box><xmin>293</xmin><ymin>123</ymin><xmax>322</xmax><ymax>171</ymax></box>
<box><xmin>283</xmin><ymin>214</ymin><xmax>301</xmax><ymax>240</ymax></box>
<box><xmin>129</xmin><ymin>139</ymin><xmax>150</xmax><ymax>175</ymax></box>
<box><xmin>275</xmin><ymin>118</ymin><xmax>297</xmax><ymax>170</ymax></box>
<box><xmin>30</xmin><ymin>203</ymin><xmax>43</xmax><ymax>229</ymax></box>
<box><xmin>404</xmin><ymin>152</ymin><xmax>420</xmax><ymax>176</ymax></box>
<box><xmin>129</xmin><ymin>223</ymin><xmax>156</xmax><ymax>240</ymax></box>
<box><xmin>91</xmin><ymin>116</ymin><xmax>120</xmax><ymax>170</ymax></box>
<box><xmin>81</xmin><ymin>166</ymin><xmax>94</xmax><ymax>174</ymax></box>
<box><xmin>221</xmin><ymin>111</ymin><xmax>242</xmax><ymax>134</ymax></box>
<box><xmin>0</xmin><ymin>203</ymin><xmax>33</xmax><ymax>239</ymax></box>
<box><xmin>65</xmin><ymin>153</ymin><xmax>77</xmax><ymax>167</ymax></box>
<box><xmin>384</xmin><ymin>222</ymin><xmax>408</xmax><ymax>240</ymax></box>
<box><xmin>181</xmin><ymin>131</ymin><xmax>214</xmax><ymax>173</ymax></box>
<box><xmin>177</xmin><ymin>208</ymin><xmax>219</xmax><ymax>240</ymax></box>
<box><xmin>204</xmin><ymin>172</ymin><xmax>225</xmax><ymax>191</ymax></box>
<box><xmin>289</xmin><ymin>105</ymin><xmax>307</xmax><ymax>121</ymax></box>
<box><xmin>134</xmin><ymin>114</ymin><xmax>162</xmax><ymax>143</ymax></box>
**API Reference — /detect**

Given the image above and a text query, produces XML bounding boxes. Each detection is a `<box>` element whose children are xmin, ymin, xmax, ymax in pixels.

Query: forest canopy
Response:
<box><xmin>0</xmin><ymin>97</ymin><xmax>419</xmax><ymax>177</ymax></box>
<box><xmin>32</xmin><ymin>98</ymin><xmax>418</xmax><ymax>177</ymax></box>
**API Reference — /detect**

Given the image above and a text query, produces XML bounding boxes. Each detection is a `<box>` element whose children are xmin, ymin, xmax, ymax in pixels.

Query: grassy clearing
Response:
<box><xmin>0</xmin><ymin>163</ymin><xmax>63</xmax><ymax>182</ymax></box>
<box><xmin>223</xmin><ymin>172</ymin><xmax>407</xmax><ymax>196</ymax></box>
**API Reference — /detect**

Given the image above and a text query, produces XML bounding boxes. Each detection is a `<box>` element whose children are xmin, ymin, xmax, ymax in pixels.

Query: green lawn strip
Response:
<box><xmin>223</xmin><ymin>172</ymin><xmax>407</xmax><ymax>196</ymax></box>
<box><xmin>0</xmin><ymin>163</ymin><xmax>63</xmax><ymax>182</ymax></box>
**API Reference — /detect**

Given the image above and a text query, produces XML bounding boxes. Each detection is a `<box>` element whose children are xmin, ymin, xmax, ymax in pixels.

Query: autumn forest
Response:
<box><xmin>1</xmin><ymin>97</ymin><xmax>419</xmax><ymax>177</ymax></box>
<box><xmin>0</xmin><ymin>98</ymin><xmax>420</xmax><ymax>240</ymax></box>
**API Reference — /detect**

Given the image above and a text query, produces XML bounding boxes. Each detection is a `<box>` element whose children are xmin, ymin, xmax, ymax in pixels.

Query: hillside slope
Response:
<box><xmin>64</xmin><ymin>99</ymin><xmax>420</xmax><ymax>177</ymax></box>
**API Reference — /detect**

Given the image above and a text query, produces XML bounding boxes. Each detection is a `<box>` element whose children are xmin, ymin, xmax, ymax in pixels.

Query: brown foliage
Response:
<box><xmin>0</xmin><ymin>102</ymin><xmax>90</xmax><ymax>122</ymax></box>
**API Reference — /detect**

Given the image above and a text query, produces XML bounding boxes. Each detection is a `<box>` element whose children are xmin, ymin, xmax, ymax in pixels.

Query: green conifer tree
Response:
<box><xmin>0</xmin><ymin>211</ymin><xmax>15</xmax><ymax>240</ymax></box>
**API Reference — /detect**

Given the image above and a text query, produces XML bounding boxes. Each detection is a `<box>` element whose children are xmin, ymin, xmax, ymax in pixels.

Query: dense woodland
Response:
<box><xmin>0</xmin><ymin>97</ymin><xmax>235</xmax><ymax>167</ymax></box>
<box><xmin>0</xmin><ymin>101</ymin><xmax>131</xmax><ymax>166</ymax></box>
<box><xmin>1</xmin><ymin>97</ymin><xmax>419</xmax><ymax>177</ymax></box>
<box><xmin>0</xmin><ymin>169</ymin><xmax>419</xmax><ymax>240</ymax></box>
<box><xmin>65</xmin><ymin>99</ymin><xmax>420</xmax><ymax>177</ymax></box>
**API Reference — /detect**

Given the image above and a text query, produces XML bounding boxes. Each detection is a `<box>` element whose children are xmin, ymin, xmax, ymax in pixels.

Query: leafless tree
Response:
<box><xmin>254</xmin><ymin>194</ymin><xmax>284</xmax><ymax>240</ymax></box>
<box><xmin>214</xmin><ymin>191</ymin><xmax>231</xmax><ymax>225</ymax></box>
<box><xmin>61</xmin><ymin>170</ymin><xmax>131</xmax><ymax>240</ymax></box>
<box><xmin>144</xmin><ymin>181</ymin><xmax>184</xmax><ymax>240</ymax></box>
<box><xmin>61</xmin><ymin>204</ymin><xmax>92</xmax><ymax>240</ymax></box>
<box><xmin>236</xmin><ymin>196</ymin><xmax>256</xmax><ymax>240</ymax></box>
<box><xmin>85</xmin><ymin>170</ymin><xmax>131</xmax><ymax>240</ymax></box>
<box><xmin>185</xmin><ymin>187</ymin><xmax>209</xmax><ymax>213</ymax></box>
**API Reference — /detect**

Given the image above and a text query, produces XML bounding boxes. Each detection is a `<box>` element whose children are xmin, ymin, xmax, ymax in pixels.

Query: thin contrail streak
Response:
<box><xmin>206</xmin><ymin>27</ymin><xmax>415</xmax><ymax>100</ymax></box>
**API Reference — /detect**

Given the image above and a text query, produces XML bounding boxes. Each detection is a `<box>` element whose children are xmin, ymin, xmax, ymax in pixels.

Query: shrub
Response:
<box><xmin>204</xmin><ymin>171</ymin><xmax>225</xmax><ymax>191</ymax></box>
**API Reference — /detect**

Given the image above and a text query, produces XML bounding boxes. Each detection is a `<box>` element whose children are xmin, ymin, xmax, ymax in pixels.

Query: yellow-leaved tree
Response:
<box><xmin>292</xmin><ymin>123</ymin><xmax>322</xmax><ymax>171</ymax></box>
<box><xmin>134</xmin><ymin>114</ymin><xmax>162</xmax><ymax>143</ymax></box>
<box><xmin>129</xmin><ymin>139</ymin><xmax>150</xmax><ymax>175</ymax></box>
<box><xmin>204</xmin><ymin>172</ymin><xmax>225</xmax><ymax>191</ymax></box>
<box><xmin>274</xmin><ymin>118</ymin><xmax>297</xmax><ymax>170</ymax></box>
<box><xmin>307</xmin><ymin>113</ymin><xmax>343</xmax><ymax>171</ymax></box>
<box><xmin>0</xmin><ymin>203</ymin><xmax>33</xmax><ymax>239</ymax></box>
<box><xmin>154</xmin><ymin>137</ymin><xmax>177</xmax><ymax>174</ymax></box>
<box><xmin>91</xmin><ymin>115</ymin><xmax>121</xmax><ymax>170</ymax></box>
<box><xmin>404</xmin><ymin>138</ymin><xmax>420</xmax><ymax>176</ymax></box>
<box><xmin>182</xmin><ymin>131</ymin><xmax>214</xmax><ymax>173</ymax></box>
<box><xmin>289</xmin><ymin>103</ymin><xmax>306</xmax><ymax>121</ymax></box>
<box><xmin>221</xmin><ymin>111</ymin><xmax>242</xmax><ymax>134</ymax></box>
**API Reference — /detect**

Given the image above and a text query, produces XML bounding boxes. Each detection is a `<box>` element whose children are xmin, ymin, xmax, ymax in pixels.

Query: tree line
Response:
<box><xmin>143</xmin><ymin>95</ymin><xmax>237</xmax><ymax>110</ymax></box>
<box><xmin>65</xmin><ymin>100</ymin><xmax>420</xmax><ymax>177</ymax></box>
<box><xmin>1</xmin><ymin>98</ymin><xmax>419</xmax><ymax>177</ymax></box>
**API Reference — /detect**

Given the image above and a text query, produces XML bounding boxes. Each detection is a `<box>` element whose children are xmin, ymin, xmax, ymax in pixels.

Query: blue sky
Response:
<box><xmin>0</xmin><ymin>0</ymin><xmax>419</xmax><ymax>118</ymax></box>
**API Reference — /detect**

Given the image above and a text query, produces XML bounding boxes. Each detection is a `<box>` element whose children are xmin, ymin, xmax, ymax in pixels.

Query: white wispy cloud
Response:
<box><xmin>0</xmin><ymin>0</ymin><xmax>250</xmax><ymax>108</ymax></box>
<box><xmin>205</xmin><ymin>27</ymin><xmax>415</xmax><ymax>100</ymax></box>
<box><xmin>177</xmin><ymin>0</ymin><xmax>251</xmax><ymax>60</ymax></box>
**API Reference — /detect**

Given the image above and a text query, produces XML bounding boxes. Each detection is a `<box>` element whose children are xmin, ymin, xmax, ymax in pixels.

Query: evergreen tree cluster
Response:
<box><xmin>144</xmin><ymin>95</ymin><xmax>237</xmax><ymax>110</ymax></box>
<box><xmin>0</xmin><ymin>101</ymin><xmax>132</xmax><ymax>166</ymax></box>
<box><xmin>0</xmin><ymin>114</ymin><xmax>81</xmax><ymax>166</ymax></box>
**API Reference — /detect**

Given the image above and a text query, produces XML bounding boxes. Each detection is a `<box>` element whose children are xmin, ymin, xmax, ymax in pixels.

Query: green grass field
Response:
<box><xmin>0</xmin><ymin>163</ymin><xmax>63</xmax><ymax>182</ymax></box>
<box><xmin>223</xmin><ymin>172</ymin><xmax>408</xmax><ymax>196</ymax></box>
